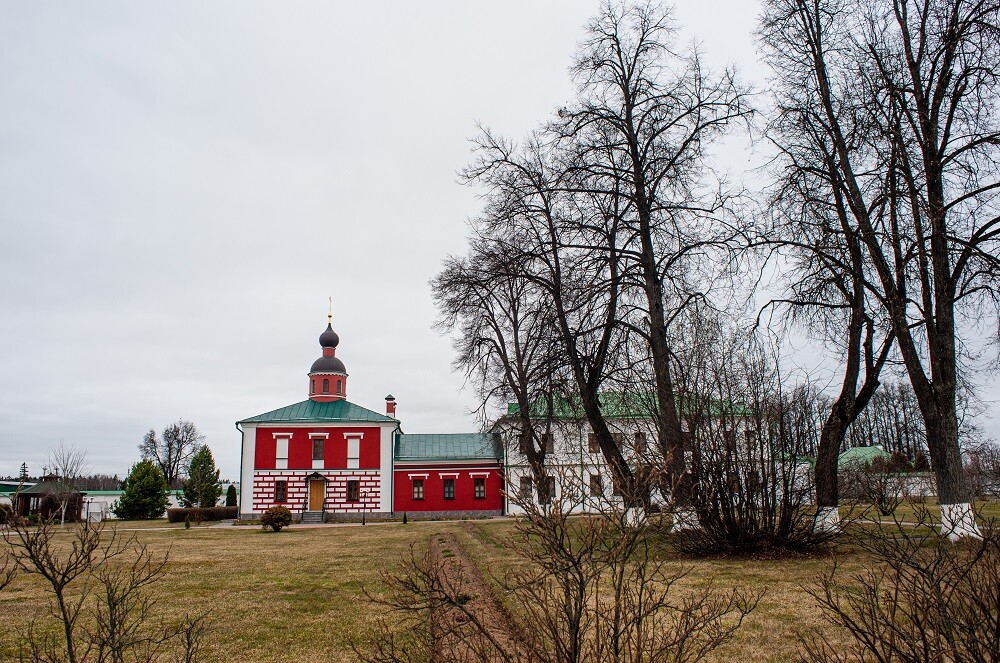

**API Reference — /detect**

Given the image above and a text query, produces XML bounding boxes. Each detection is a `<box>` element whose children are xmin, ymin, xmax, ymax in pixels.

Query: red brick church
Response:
<box><xmin>237</xmin><ymin>316</ymin><xmax>504</xmax><ymax>521</ymax></box>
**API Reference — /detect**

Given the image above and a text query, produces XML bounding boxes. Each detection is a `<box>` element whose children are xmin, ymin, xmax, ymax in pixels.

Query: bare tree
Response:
<box><xmin>759</xmin><ymin>0</ymin><xmax>1000</xmax><ymax>538</ymax></box>
<box><xmin>48</xmin><ymin>442</ymin><xmax>90</xmax><ymax>525</ymax></box>
<box><xmin>760</xmin><ymin>117</ymin><xmax>895</xmax><ymax>532</ymax></box>
<box><xmin>846</xmin><ymin>381</ymin><xmax>927</xmax><ymax>457</ymax></box>
<box><xmin>139</xmin><ymin>420</ymin><xmax>204</xmax><ymax>488</ymax></box>
<box><xmin>433</xmin><ymin>238</ymin><xmax>565</xmax><ymax>496</ymax></box>
<box><xmin>462</xmin><ymin>131</ymin><xmax>640</xmax><ymax>501</ymax></box>
<box><xmin>555</xmin><ymin>0</ymin><xmax>751</xmax><ymax>525</ymax></box>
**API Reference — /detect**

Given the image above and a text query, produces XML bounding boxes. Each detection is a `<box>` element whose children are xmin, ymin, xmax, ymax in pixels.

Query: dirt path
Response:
<box><xmin>428</xmin><ymin>530</ymin><xmax>526</xmax><ymax>662</ymax></box>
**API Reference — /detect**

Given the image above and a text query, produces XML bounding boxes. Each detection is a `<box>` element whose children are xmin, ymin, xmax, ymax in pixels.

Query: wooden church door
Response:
<box><xmin>309</xmin><ymin>479</ymin><xmax>325</xmax><ymax>511</ymax></box>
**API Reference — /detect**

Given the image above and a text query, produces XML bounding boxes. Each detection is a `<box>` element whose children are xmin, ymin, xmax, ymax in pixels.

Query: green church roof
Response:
<box><xmin>394</xmin><ymin>433</ymin><xmax>500</xmax><ymax>462</ymax></box>
<box><xmin>838</xmin><ymin>446</ymin><xmax>891</xmax><ymax>469</ymax></box>
<box><xmin>507</xmin><ymin>392</ymin><xmax>746</xmax><ymax>419</ymax></box>
<box><xmin>238</xmin><ymin>399</ymin><xmax>397</xmax><ymax>425</ymax></box>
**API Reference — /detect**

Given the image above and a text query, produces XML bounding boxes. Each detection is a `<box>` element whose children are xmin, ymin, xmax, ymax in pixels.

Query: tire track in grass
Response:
<box><xmin>428</xmin><ymin>530</ymin><xmax>526</xmax><ymax>662</ymax></box>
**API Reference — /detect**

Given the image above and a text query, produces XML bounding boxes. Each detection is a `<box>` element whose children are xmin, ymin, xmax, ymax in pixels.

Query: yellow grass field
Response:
<box><xmin>0</xmin><ymin>517</ymin><xmax>878</xmax><ymax>663</ymax></box>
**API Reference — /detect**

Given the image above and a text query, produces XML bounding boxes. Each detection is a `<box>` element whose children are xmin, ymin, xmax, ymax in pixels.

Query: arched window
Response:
<box><xmin>336</xmin><ymin>380</ymin><xmax>343</xmax><ymax>395</ymax></box>
<box><xmin>311</xmin><ymin>379</ymin><xmax>316</xmax><ymax>393</ymax></box>
<box><xmin>322</xmin><ymin>379</ymin><xmax>329</xmax><ymax>394</ymax></box>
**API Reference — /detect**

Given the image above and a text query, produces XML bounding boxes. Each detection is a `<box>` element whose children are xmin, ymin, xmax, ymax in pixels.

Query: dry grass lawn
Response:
<box><xmin>4</xmin><ymin>505</ymin><xmax>983</xmax><ymax>661</ymax></box>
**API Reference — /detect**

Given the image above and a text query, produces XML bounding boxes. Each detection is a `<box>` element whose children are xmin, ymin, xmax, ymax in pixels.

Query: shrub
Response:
<box><xmin>225</xmin><ymin>484</ymin><xmax>238</xmax><ymax>507</ymax></box>
<box><xmin>3</xmin><ymin>516</ymin><xmax>209</xmax><ymax>660</ymax></box>
<box><xmin>359</xmin><ymin>479</ymin><xmax>759</xmax><ymax>661</ymax></box>
<box><xmin>842</xmin><ymin>460</ymin><xmax>904</xmax><ymax>516</ymax></box>
<box><xmin>260</xmin><ymin>506</ymin><xmax>293</xmax><ymax>532</ymax></box>
<box><xmin>675</xmin><ymin>347</ymin><xmax>833</xmax><ymax>555</ymax></box>
<box><xmin>166</xmin><ymin>506</ymin><xmax>237</xmax><ymax>523</ymax></box>
<box><xmin>913</xmin><ymin>450</ymin><xmax>930</xmax><ymax>471</ymax></box>
<box><xmin>801</xmin><ymin>508</ymin><xmax>1000</xmax><ymax>661</ymax></box>
<box><xmin>0</xmin><ymin>503</ymin><xmax>13</xmax><ymax>525</ymax></box>
<box><xmin>112</xmin><ymin>459</ymin><xmax>169</xmax><ymax>520</ymax></box>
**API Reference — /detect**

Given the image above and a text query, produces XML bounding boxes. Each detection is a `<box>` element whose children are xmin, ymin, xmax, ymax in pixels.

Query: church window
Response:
<box><xmin>588</xmin><ymin>433</ymin><xmax>599</xmax><ymax>454</ymax></box>
<box><xmin>634</xmin><ymin>432</ymin><xmax>647</xmax><ymax>454</ymax></box>
<box><xmin>589</xmin><ymin>474</ymin><xmax>602</xmax><ymax>497</ymax></box>
<box><xmin>322</xmin><ymin>379</ymin><xmax>330</xmax><ymax>394</ymax></box>
<box><xmin>336</xmin><ymin>380</ymin><xmax>342</xmax><ymax>395</ymax></box>
<box><xmin>311</xmin><ymin>379</ymin><xmax>316</xmax><ymax>393</ymax></box>
<box><xmin>443</xmin><ymin>478</ymin><xmax>455</xmax><ymax>500</ymax></box>
<box><xmin>538</xmin><ymin>476</ymin><xmax>555</xmax><ymax>504</ymax></box>
<box><xmin>346</xmin><ymin>436</ymin><xmax>360</xmax><ymax>469</ymax></box>
<box><xmin>346</xmin><ymin>480</ymin><xmax>360</xmax><ymax>502</ymax></box>
<box><xmin>312</xmin><ymin>439</ymin><xmax>324</xmax><ymax>461</ymax></box>
<box><xmin>519</xmin><ymin>476</ymin><xmax>532</xmax><ymax>500</ymax></box>
<box><xmin>542</xmin><ymin>433</ymin><xmax>555</xmax><ymax>454</ymax></box>
<box><xmin>274</xmin><ymin>481</ymin><xmax>287</xmax><ymax>502</ymax></box>
<box><xmin>474</xmin><ymin>478</ymin><xmax>486</xmax><ymax>499</ymax></box>
<box><xmin>275</xmin><ymin>436</ymin><xmax>289</xmax><ymax>470</ymax></box>
<box><xmin>412</xmin><ymin>479</ymin><xmax>424</xmax><ymax>500</ymax></box>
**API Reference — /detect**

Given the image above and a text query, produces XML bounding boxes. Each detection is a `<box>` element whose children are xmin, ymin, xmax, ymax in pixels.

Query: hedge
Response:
<box><xmin>166</xmin><ymin>506</ymin><xmax>238</xmax><ymax>523</ymax></box>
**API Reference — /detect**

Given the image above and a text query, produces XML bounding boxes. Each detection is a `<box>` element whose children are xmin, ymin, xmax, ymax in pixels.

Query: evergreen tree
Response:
<box><xmin>182</xmin><ymin>446</ymin><xmax>222</xmax><ymax>508</ymax></box>
<box><xmin>225</xmin><ymin>484</ymin><xmax>238</xmax><ymax>507</ymax></box>
<box><xmin>113</xmin><ymin>460</ymin><xmax>169</xmax><ymax>519</ymax></box>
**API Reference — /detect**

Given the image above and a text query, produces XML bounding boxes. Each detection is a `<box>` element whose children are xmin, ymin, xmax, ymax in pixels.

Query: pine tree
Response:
<box><xmin>113</xmin><ymin>460</ymin><xmax>169</xmax><ymax>519</ymax></box>
<box><xmin>225</xmin><ymin>484</ymin><xmax>238</xmax><ymax>507</ymax></box>
<box><xmin>19</xmin><ymin>462</ymin><xmax>27</xmax><ymax>480</ymax></box>
<box><xmin>182</xmin><ymin>446</ymin><xmax>222</xmax><ymax>508</ymax></box>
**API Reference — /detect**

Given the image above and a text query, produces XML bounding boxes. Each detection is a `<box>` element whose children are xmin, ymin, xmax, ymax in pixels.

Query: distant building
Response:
<box><xmin>12</xmin><ymin>477</ymin><xmax>84</xmax><ymax>521</ymax></box>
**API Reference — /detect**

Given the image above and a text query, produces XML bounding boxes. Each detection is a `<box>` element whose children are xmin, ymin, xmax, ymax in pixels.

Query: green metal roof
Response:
<box><xmin>507</xmin><ymin>392</ymin><xmax>746</xmax><ymax>419</ymax></box>
<box><xmin>394</xmin><ymin>433</ymin><xmax>500</xmax><ymax>462</ymax></box>
<box><xmin>838</xmin><ymin>446</ymin><xmax>891</xmax><ymax>469</ymax></box>
<box><xmin>238</xmin><ymin>399</ymin><xmax>397</xmax><ymax>425</ymax></box>
<box><xmin>18</xmin><ymin>481</ymin><xmax>81</xmax><ymax>495</ymax></box>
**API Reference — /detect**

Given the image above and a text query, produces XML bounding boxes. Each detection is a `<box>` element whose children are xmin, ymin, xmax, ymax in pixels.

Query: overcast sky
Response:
<box><xmin>0</xmin><ymin>1</ymin><xmax>995</xmax><ymax>480</ymax></box>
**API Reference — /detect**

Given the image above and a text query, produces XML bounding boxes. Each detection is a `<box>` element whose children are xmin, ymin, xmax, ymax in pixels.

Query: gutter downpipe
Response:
<box><xmin>235</xmin><ymin>422</ymin><xmax>243</xmax><ymax>518</ymax></box>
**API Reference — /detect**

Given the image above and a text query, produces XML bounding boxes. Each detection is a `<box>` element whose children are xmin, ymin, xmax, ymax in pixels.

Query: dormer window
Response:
<box><xmin>322</xmin><ymin>379</ymin><xmax>330</xmax><ymax>394</ymax></box>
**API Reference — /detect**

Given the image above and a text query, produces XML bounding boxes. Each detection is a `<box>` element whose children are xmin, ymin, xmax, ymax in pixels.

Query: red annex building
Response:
<box><xmin>237</xmin><ymin>317</ymin><xmax>504</xmax><ymax>520</ymax></box>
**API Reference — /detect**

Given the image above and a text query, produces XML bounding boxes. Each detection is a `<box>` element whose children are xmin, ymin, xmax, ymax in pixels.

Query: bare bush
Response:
<box><xmin>359</xmin><ymin>475</ymin><xmax>760</xmax><ymax>663</ymax></box>
<box><xmin>675</xmin><ymin>333</ymin><xmax>833</xmax><ymax>555</ymax></box>
<box><xmin>840</xmin><ymin>460</ymin><xmax>904</xmax><ymax>517</ymax></box>
<box><xmin>2</xmin><ymin>516</ymin><xmax>208</xmax><ymax>662</ymax></box>
<box><xmin>801</xmin><ymin>508</ymin><xmax>1000</xmax><ymax>661</ymax></box>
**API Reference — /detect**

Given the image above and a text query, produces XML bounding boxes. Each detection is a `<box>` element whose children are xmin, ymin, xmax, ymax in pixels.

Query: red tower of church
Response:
<box><xmin>308</xmin><ymin>315</ymin><xmax>348</xmax><ymax>402</ymax></box>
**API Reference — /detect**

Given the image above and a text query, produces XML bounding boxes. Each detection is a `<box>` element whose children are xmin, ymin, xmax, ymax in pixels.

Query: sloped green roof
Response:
<box><xmin>507</xmin><ymin>392</ymin><xmax>746</xmax><ymax>419</ymax></box>
<box><xmin>238</xmin><ymin>399</ymin><xmax>397</xmax><ymax>425</ymax></box>
<box><xmin>19</xmin><ymin>481</ymin><xmax>81</xmax><ymax>495</ymax></box>
<box><xmin>838</xmin><ymin>446</ymin><xmax>890</xmax><ymax>469</ymax></box>
<box><xmin>394</xmin><ymin>434</ymin><xmax>500</xmax><ymax>462</ymax></box>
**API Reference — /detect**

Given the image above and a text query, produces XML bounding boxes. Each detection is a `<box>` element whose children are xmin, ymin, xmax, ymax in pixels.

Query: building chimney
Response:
<box><xmin>385</xmin><ymin>394</ymin><xmax>397</xmax><ymax>417</ymax></box>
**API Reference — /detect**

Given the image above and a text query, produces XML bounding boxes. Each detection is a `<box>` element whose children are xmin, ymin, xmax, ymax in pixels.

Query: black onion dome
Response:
<box><xmin>310</xmin><ymin>355</ymin><xmax>346</xmax><ymax>373</ymax></box>
<box><xmin>319</xmin><ymin>323</ymin><xmax>340</xmax><ymax>348</ymax></box>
